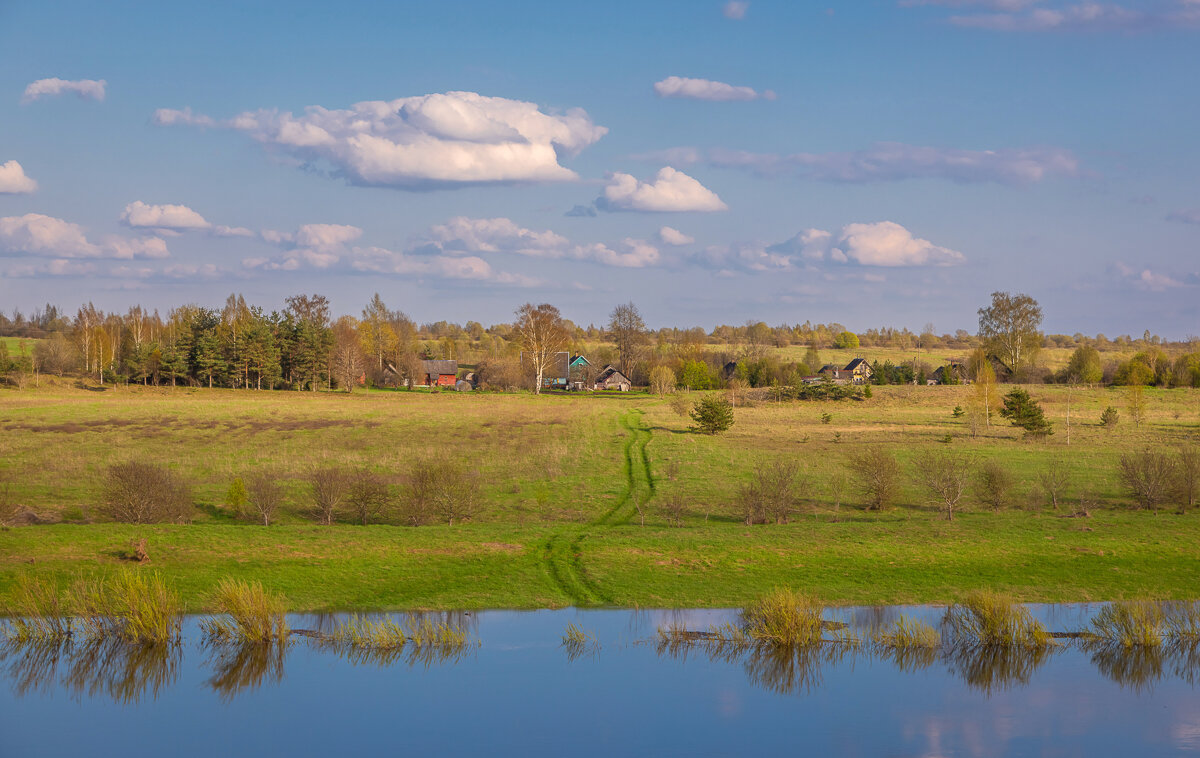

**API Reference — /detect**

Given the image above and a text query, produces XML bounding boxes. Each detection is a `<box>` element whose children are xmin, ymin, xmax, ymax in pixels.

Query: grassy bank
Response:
<box><xmin>1</xmin><ymin>381</ymin><xmax>1197</xmax><ymax>611</ymax></box>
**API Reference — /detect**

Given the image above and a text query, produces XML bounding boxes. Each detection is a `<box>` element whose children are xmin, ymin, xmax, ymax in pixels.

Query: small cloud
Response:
<box><xmin>598</xmin><ymin>167</ymin><xmax>728</xmax><ymax>213</ymax></box>
<box><xmin>152</xmin><ymin>107</ymin><xmax>215</xmax><ymax>127</ymax></box>
<box><xmin>836</xmin><ymin>221</ymin><xmax>965</xmax><ymax>266</ymax></box>
<box><xmin>658</xmin><ymin>226</ymin><xmax>695</xmax><ymax>245</ymax></box>
<box><xmin>0</xmin><ymin>213</ymin><xmax>170</xmax><ymax>260</ymax></box>
<box><xmin>119</xmin><ymin>201</ymin><xmax>211</xmax><ymax>231</ymax></box>
<box><xmin>564</xmin><ymin>204</ymin><xmax>597</xmax><ymax>217</ymax></box>
<box><xmin>21</xmin><ymin>78</ymin><xmax>106</xmax><ymax>104</ymax></box>
<box><xmin>213</xmin><ymin>225</ymin><xmax>257</xmax><ymax>237</ymax></box>
<box><xmin>1166</xmin><ymin>208</ymin><xmax>1200</xmax><ymax>225</ymax></box>
<box><xmin>0</xmin><ymin>160</ymin><xmax>38</xmax><ymax>194</ymax></box>
<box><xmin>653</xmin><ymin>76</ymin><xmax>774</xmax><ymax>102</ymax></box>
<box><xmin>426</xmin><ymin>217</ymin><xmax>567</xmax><ymax>257</ymax></box>
<box><xmin>294</xmin><ymin>223</ymin><xmax>363</xmax><ymax>251</ymax></box>
<box><xmin>723</xmin><ymin>1</ymin><xmax>749</xmax><ymax>19</ymax></box>
<box><xmin>1113</xmin><ymin>262</ymin><xmax>1189</xmax><ymax>291</ymax></box>
<box><xmin>571</xmin><ymin>239</ymin><xmax>662</xmax><ymax>268</ymax></box>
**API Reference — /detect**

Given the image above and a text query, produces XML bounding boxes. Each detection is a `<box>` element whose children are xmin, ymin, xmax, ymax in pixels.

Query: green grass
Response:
<box><xmin>1</xmin><ymin>381</ymin><xmax>1198</xmax><ymax>611</ymax></box>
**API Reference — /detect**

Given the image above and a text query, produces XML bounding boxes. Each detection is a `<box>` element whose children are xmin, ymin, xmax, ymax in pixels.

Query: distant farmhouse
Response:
<box><xmin>812</xmin><ymin>358</ymin><xmax>874</xmax><ymax>385</ymax></box>
<box><xmin>419</xmin><ymin>359</ymin><xmax>458</xmax><ymax>387</ymax></box>
<box><xmin>538</xmin><ymin>352</ymin><xmax>593</xmax><ymax>390</ymax></box>
<box><xmin>594</xmin><ymin>364</ymin><xmax>632</xmax><ymax>392</ymax></box>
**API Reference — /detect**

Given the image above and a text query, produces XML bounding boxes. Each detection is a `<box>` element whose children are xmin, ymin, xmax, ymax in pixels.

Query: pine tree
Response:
<box><xmin>999</xmin><ymin>388</ymin><xmax>1053</xmax><ymax>438</ymax></box>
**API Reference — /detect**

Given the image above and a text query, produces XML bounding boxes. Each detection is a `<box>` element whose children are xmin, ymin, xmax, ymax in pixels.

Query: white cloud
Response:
<box><xmin>710</xmin><ymin>222</ymin><xmax>964</xmax><ymax>272</ymax></box>
<box><xmin>1114</xmin><ymin>262</ymin><xmax>1189</xmax><ymax>291</ymax></box>
<box><xmin>348</xmin><ymin>246</ymin><xmax>542</xmax><ymax>286</ymax></box>
<box><xmin>699</xmin><ymin>242</ymin><xmax>794</xmax><ymax>272</ymax></box>
<box><xmin>642</xmin><ymin>142</ymin><xmax>1079</xmax><ymax>185</ymax></box>
<box><xmin>21</xmin><ymin>78</ymin><xmax>106</xmax><ymax>104</ymax></box>
<box><xmin>151</xmin><ymin>107</ymin><xmax>215</xmax><ymax>127</ymax></box>
<box><xmin>0</xmin><ymin>213</ymin><xmax>170</xmax><ymax>262</ymax></box>
<box><xmin>427</xmin><ymin>217</ymin><xmax>568</xmax><ymax>257</ymax></box>
<box><xmin>0</xmin><ymin>161</ymin><xmax>38</xmax><ymax>194</ymax></box>
<box><xmin>213</xmin><ymin>225</ymin><xmax>256</xmax><ymax>237</ymax></box>
<box><xmin>836</xmin><ymin>222</ymin><xmax>965</xmax><ymax>266</ymax></box>
<box><xmin>157</xmin><ymin>91</ymin><xmax>607</xmax><ymax>189</ymax></box>
<box><xmin>245</xmin><ymin>222</ymin><xmax>362</xmax><ymax>269</ymax></box>
<box><xmin>119</xmin><ymin>201</ymin><xmax>211</xmax><ymax>231</ymax></box>
<box><xmin>723</xmin><ymin>2</ymin><xmax>750</xmax><ymax>19</ymax></box>
<box><xmin>658</xmin><ymin>226</ymin><xmax>695</xmax><ymax>245</ymax></box>
<box><xmin>908</xmin><ymin>1</ymin><xmax>1200</xmax><ymax>31</ymax></box>
<box><xmin>599</xmin><ymin>167</ymin><xmax>728</xmax><ymax>212</ymax></box>
<box><xmin>5</xmin><ymin>259</ymin><xmax>98</xmax><ymax>278</ymax></box>
<box><xmin>294</xmin><ymin>223</ymin><xmax>363</xmax><ymax>251</ymax></box>
<box><xmin>572</xmin><ymin>239</ymin><xmax>662</xmax><ymax>268</ymax></box>
<box><xmin>260</xmin><ymin>229</ymin><xmax>294</xmax><ymax>245</ymax></box>
<box><xmin>653</xmin><ymin>76</ymin><xmax>775</xmax><ymax>102</ymax></box>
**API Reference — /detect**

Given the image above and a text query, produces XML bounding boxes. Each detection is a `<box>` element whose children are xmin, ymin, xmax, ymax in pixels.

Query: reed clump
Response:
<box><xmin>2</xmin><ymin>576</ymin><xmax>72</xmax><ymax>643</ymax></box>
<box><xmin>741</xmin><ymin>588</ymin><xmax>825</xmax><ymax>646</ymax></box>
<box><xmin>325</xmin><ymin>615</ymin><xmax>469</xmax><ymax>651</ymax></box>
<box><xmin>104</xmin><ymin>571</ymin><xmax>182</xmax><ymax>645</ymax></box>
<box><xmin>1089</xmin><ymin>601</ymin><xmax>1164</xmax><ymax>648</ymax></box>
<box><xmin>562</xmin><ymin>623</ymin><xmax>594</xmax><ymax>647</ymax></box>
<box><xmin>200</xmin><ymin>579</ymin><xmax>289</xmax><ymax>644</ymax></box>
<box><xmin>944</xmin><ymin>591</ymin><xmax>1052</xmax><ymax>648</ymax></box>
<box><xmin>1163</xmin><ymin>601</ymin><xmax>1200</xmax><ymax>643</ymax></box>
<box><xmin>873</xmin><ymin>617</ymin><xmax>941</xmax><ymax>649</ymax></box>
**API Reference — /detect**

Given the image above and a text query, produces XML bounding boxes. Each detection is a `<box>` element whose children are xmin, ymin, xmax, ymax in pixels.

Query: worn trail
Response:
<box><xmin>540</xmin><ymin>409</ymin><xmax>655</xmax><ymax>606</ymax></box>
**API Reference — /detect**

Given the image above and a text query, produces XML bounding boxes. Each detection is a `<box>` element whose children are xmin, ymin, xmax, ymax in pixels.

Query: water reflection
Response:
<box><xmin>943</xmin><ymin>644</ymin><xmax>1055</xmax><ymax>695</ymax></box>
<box><xmin>204</xmin><ymin>641</ymin><xmax>287</xmax><ymax>701</ymax></box>
<box><xmin>1</xmin><ymin>638</ymin><xmax>181</xmax><ymax>704</ymax></box>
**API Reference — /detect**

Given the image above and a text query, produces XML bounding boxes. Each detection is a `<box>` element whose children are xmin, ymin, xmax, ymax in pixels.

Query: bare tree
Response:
<box><xmin>973</xmin><ymin>459</ymin><xmax>1015</xmax><ymax>511</ymax></box>
<box><xmin>659</xmin><ymin>492</ymin><xmax>686</xmax><ymax>527</ymax></box>
<box><xmin>912</xmin><ymin>450</ymin><xmax>972</xmax><ymax>521</ymax></box>
<box><xmin>649</xmin><ymin>365</ymin><xmax>675</xmax><ymax>397</ymax></box>
<box><xmin>1037</xmin><ymin>458</ymin><xmax>1071</xmax><ymax>511</ymax></box>
<box><xmin>101</xmin><ymin>462</ymin><xmax>193</xmax><ymax>524</ymax></box>
<box><xmin>514</xmin><ymin>303</ymin><xmax>569</xmax><ymax>395</ymax></box>
<box><xmin>739</xmin><ymin>459</ymin><xmax>809</xmax><ymax>524</ymax></box>
<box><xmin>846</xmin><ymin>447</ymin><xmax>901</xmax><ymax>511</ymax></box>
<box><xmin>1118</xmin><ymin>450</ymin><xmax>1177</xmax><ymax>514</ymax></box>
<box><xmin>608</xmin><ymin>301</ymin><xmax>647</xmax><ymax>375</ymax></box>
<box><xmin>404</xmin><ymin>460</ymin><xmax>482</xmax><ymax>526</ymax></box>
<box><xmin>309</xmin><ymin>467</ymin><xmax>352</xmax><ymax>525</ymax></box>
<box><xmin>330</xmin><ymin>316</ymin><xmax>364</xmax><ymax>392</ymax></box>
<box><xmin>1126</xmin><ymin>385</ymin><xmax>1147</xmax><ymax>428</ymax></box>
<box><xmin>1176</xmin><ymin>445</ymin><xmax>1199</xmax><ymax>514</ymax></box>
<box><xmin>348</xmin><ymin>469</ymin><xmax>392</xmax><ymax>525</ymax></box>
<box><xmin>246</xmin><ymin>472</ymin><xmax>285</xmax><ymax>526</ymax></box>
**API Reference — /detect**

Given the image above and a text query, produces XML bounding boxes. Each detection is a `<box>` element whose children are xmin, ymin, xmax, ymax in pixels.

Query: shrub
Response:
<box><xmin>3</xmin><ymin>575</ymin><xmax>71</xmax><ymax>643</ymax></box>
<box><xmin>1175</xmin><ymin>444</ymin><xmax>1199</xmax><ymax>514</ymax></box>
<box><xmin>846</xmin><ymin>447</ymin><xmax>901</xmax><ymax>511</ymax></box>
<box><xmin>347</xmin><ymin>469</ymin><xmax>392</xmax><ymax>525</ymax></box>
<box><xmin>225</xmin><ymin>477</ymin><xmax>248</xmax><ymax>516</ymax></box>
<box><xmin>973</xmin><ymin>459</ymin><xmax>1015</xmax><ymax>511</ymax></box>
<box><xmin>1118</xmin><ymin>449</ymin><xmax>1177</xmax><ymax>513</ymax></box>
<box><xmin>101</xmin><ymin>462</ymin><xmax>193</xmax><ymax>524</ymax></box>
<box><xmin>820</xmin><ymin>412</ymin><xmax>832</xmax><ymax>425</ymax></box>
<box><xmin>202</xmin><ymin>579</ymin><xmax>289</xmax><ymax>643</ymax></box>
<box><xmin>690</xmin><ymin>395</ymin><xmax>735</xmax><ymax>435</ymax></box>
<box><xmin>404</xmin><ymin>459</ymin><xmax>481</xmax><ymax>526</ymax></box>
<box><xmin>739</xmin><ymin>459</ymin><xmax>809</xmax><ymax>524</ymax></box>
<box><xmin>1089</xmin><ymin>601</ymin><xmax>1163</xmax><ymax>648</ymax></box>
<box><xmin>911</xmin><ymin>450</ymin><xmax>972</xmax><ymax>520</ymax></box>
<box><xmin>999</xmin><ymin>388</ymin><xmax>1053</xmax><ymax>438</ymax></box>
<box><xmin>669</xmin><ymin>393</ymin><xmax>692</xmax><ymax>417</ymax></box>
<box><xmin>873</xmin><ymin>617</ymin><xmax>941</xmax><ymax>649</ymax></box>
<box><xmin>105</xmin><ymin>570</ymin><xmax>182</xmax><ymax>645</ymax></box>
<box><xmin>649</xmin><ymin>365</ymin><xmax>675</xmax><ymax>397</ymax></box>
<box><xmin>1037</xmin><ymin>458</ymin><xmax>1071</xmax><ymax>511</ymax></box>
<box><xmin>741</xmin><ymin>588</ymin><xmax>825</xmax><ymax>646</ymax></box>
<box><xmin>308</xmin><ymin>467</ymin><xmax>352</xmax><ymax>525</ymax></box>
<box><xmin>659</xmin><ymin>492</ymin><xmax>687</xmax><ymax>527</ymax></box>
<box><xmin>246</xmin><ymin>472</ymin><xmax>285</xmax><ymax>526</ymax></box>
<box><xmin>944</xmin><ymin>591</ymin><xmax>1051</xmax><ymax>648</ymax></box>
<box><xmin>1100</xmin><ymin>406</ymin><xmax>1119</xmax><ymax>429</ymax></box>
<box><xmin>952</xmin><ymin>406</ymin><xmax>964</xmax><ymax>418</ymax></box>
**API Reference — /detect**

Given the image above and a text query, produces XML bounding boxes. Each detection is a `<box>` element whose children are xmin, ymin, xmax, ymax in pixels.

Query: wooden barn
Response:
<box><xmin>594</xmin><ymin>365</ymin><xmax>632</xmax><ymax>392</ymax></box>
<box><xmin>419</xmin><ymin>359</ymin><xmax>458</xmax><ymax>387</ymax></box>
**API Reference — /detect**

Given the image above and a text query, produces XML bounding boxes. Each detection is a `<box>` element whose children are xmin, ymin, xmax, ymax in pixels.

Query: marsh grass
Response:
<box><xmin>2</xmin><ymin>576</ymin><xmax>72</xmax><ymax>643</ymax></box>
<box><xmin>741</xmin><ymin>588</ymin><xmax>825</xmax><ymax>646</ymax></box>
<box><xmin>944</xmin><ymin>591</ymin><xmax>1052</xmax><ymax>648</ymax></box>
<box><xmin>562</xmin><ymin>622</ymin><xmax>599</xmax><ymax>661</ymax></box>
<box><xmin>200</xmin><ymin>579</ymin><xmax>289</xmax><ymax>643</ymax></box>
<box><xmin>873</xmin><ymin>617</ymin><xmax>941</xmax><ymax>650</ymax></box>
<box><xmin>104</xmin><ymin>571</ymin><xmax>182</xmax><ymax>645</ymax></box>
<box><xmin>1089</xmin><ymin>601</ymin><xmax>1164</xmax><ymax>648</ymax></box>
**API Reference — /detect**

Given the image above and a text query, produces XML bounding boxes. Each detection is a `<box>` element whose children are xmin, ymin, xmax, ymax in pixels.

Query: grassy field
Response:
<box><xmin>1</xmin><ymin>380</ymin><xmax>1198</xmax><ymax>611</ymax></box>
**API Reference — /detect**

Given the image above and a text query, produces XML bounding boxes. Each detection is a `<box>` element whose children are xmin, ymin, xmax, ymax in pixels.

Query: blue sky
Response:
<box><xmin>1</xmin><ymin>0</ymin><xmax>1198</xmax><ymax>336</ymax></box>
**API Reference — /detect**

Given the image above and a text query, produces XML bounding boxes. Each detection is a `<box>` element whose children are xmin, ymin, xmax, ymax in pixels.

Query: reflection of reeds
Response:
<box><xmin>945</xmin><ymin>643</ymin><xmax>1054</xmax><ymax>695</ymax></box>
<box><xmin>204</xmin><ymin>640</ymin><xmax>287</xmax><ymax>701</ymax></box>
<box><xmin>200</xmin><ymin>579</ymin><xmax>289</xmax><ymax>644</ymax></box>
<box><xmin>1086</xmin><ymin>640</ymin><xmax>1164</xmax><ymax>693</ymax></box>
<box><xmin>1089</xmin><ymin>601</ymin><xmax>1163</xmax><ymax>648</ymax></box>
<box><xmin>311</xmin><ymin>614</ymin><xmax>474</xmax><ymax>668</ymax></box>
<box><xmin>562</xmin><ymin>623</ymin><xmax>599</xmax><ymax>662</ymax></box>
<box><xmin>944</xmin><ymin>592</ymin><xmax>1052</xmax><ymax>648</ymax></box>
<box><xmin>1163</xmin><ymin>601</ymin><xmax>1200</xmax><ymax>644</ymax></box>
<box><xmin>59</xmin><ymin>637</ymin><xmax>181</xmax><ymax>705</ymax></box>
<box><xmin>0</xmin><ymin>639</ymin><xmax>69</xmax><ymax>697</ymax></box>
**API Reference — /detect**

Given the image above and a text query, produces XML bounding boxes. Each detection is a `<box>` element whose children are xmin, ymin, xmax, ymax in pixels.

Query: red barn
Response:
<box><xmin>419</xmin><ymin>360</ymin><xmax>458</xmax><ymax>387</ymax></box>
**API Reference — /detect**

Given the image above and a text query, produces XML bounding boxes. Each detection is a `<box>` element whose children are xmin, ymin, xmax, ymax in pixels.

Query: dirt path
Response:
<box><xmin>540</xmin><ymin>409</ymin><xmax>655</xmax><ymax>605</ymax></box>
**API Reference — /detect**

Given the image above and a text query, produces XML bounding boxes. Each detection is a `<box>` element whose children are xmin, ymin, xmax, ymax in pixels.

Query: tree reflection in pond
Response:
<box><xmin>944</xmin><ymin>644</ymin><xmax>1055</xmax><ymax>695</ymax></box>
<box><xmin>205</xmin><ymin>641</ymin><xmax>288</xmax><ymax>701</ymax></box>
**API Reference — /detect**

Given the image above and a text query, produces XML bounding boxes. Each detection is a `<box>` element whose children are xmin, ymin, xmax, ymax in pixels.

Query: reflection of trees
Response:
<box><xmin>943</xmin><ymin>645</ymin><xmax>1053</xmax><ymax>696</ymax></box>
<box><xmin>1168</xmin><ymin>641</ymin><xmax>1200</xmax><ymax>687</ymax></box>
<box><xmin>205</xmin><ymin>642</ymin><xmax>287</xmax><ymax>701</ymax></box>
<box><xmin>1</xmin><ymin>639</ymin><xmax>69</xmax><ymax>698</ymax></box>
<box><xmin>1086</xmin><ymin>641</ymin><xmax>1164</xmax><ymax>694</ymax></box>
<box><xmin>61</xmin><ymin>639</ymin><xmax>181</xmax><ymax>705</ymax></box>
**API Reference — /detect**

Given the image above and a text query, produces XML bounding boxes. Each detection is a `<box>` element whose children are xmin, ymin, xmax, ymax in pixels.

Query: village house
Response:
<box><xmin>419</xmin><ymin>359</ymin><xmax>458</xmax><ymax>387</ymax></box>
<box><xmin>814</xmin><ymin>358</ymin><xmax>874</xmax><ymax>385</ymax></box>
<box><xmin>594</xmin><ymin>365</ymin><xmax>632</xmax><ymax>391</ymax></box>
<box><xmin>540</xmin><ymin>352</ymin><xmax>593</xmax><ymax>390</ymax></box>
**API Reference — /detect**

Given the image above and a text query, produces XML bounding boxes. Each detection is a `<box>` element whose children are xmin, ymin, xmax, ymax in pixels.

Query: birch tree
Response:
<box><xmin>515</xmin><ymin>303</ymin><xmax>568</xmax><ymax>394</ymax></box>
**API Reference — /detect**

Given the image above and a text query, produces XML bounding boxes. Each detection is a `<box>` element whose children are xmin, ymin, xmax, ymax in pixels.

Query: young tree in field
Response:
<box><xmin>1037</xmin><ymin>458</ymin><xmax>1072</xmax><ymax>511</ymax></box>
<box><xmin>359</xmin><ymin>293</ymin><xmax>398</xmax><ymax>376</ymax></box>
<box><xmin>846</xmin><ymin>447</ymin><xmax>901</xmax><ymax>511</ymax></box>
<box><xmin>347</xmin><ymin>469</ymin><xmax>391</xmax><ymax>525</ymax></box>
<box><xmin>978</xmin><ymin>291</ymin><xmax>1043</xmax><ymax>372</ymax></box>
<box><xmin>912</xmin><ymin>450</ymin><xmax>972</xmax><ymax>521</ymax></box>
<box><xmin>649</xmin><ymin>365</ymin><xmax>676</xmax><ymax>397</ymax></box>
<box><xmin>968</xmin><ymin>359</ymin><xmax>1000</xmax><ymax>436</ymax></box>
<box><xmin>690</xmin><ymin>395</ymin><xmax>735</xmax><ymax>434</ymax></box>
<box><xmin>404</xmin><ymin>460</ymin><xmax>481</xmax><ymax>526</ymax></box>
<box><xmin>1118</xmin><ymin>450</ymin><xmax>1177</xmax><ymax>514</ymax></box>
<box><xmin>608</xmin><ymin>301</ymin><xmax>647</xmax><ymax>374</ymax></box>
<box><xmin>973</xmin><ymin>459</ymin><xmax>1016</xmax><ymax>510</ymax></box>
<box><xmin>101</xmin><ymin>462</ymin><xmax>193</xmax><ymax>524</ymax></box>
<box><xmin>308</xmin><ymin>466</ymin><xmax>351</xmax><ymax>524</ymax></box>
<box><xmin>999</xmin><ymin>388</ymin><xmax>1053</xmax><ymax>438</ymax></box>
<box><xmin>514</xmin><ymin>303</ymin><xmax>568</xmax><ymax>394</ymax></box>
<box><xmin>330</xmin><ymin>315</ymin><xmax>364</xmax><ymax>392</ymax></box>
<box><xmin>1174</xmin><ymin>444</ymin><xmax>1199</xmax><ymax>514</ymax></box>
<box><xmin>1126</xmin><ymin>384</ymin><xmax>1147</xmax><ymax>428</ymax></box>
<box><xmin>1065</xmin><ymin>345</ymin><xmax>1103</xmax><ymax>385</ymax></box>
<box><xmin>739</xmin><ymin>459</ymin><xmax>809</xmax><ymax>524</ymax></box>
<box><xmin>246</xmin><ymin>472</ymin><xmax>285</xmax><ymax>526</ymax></box>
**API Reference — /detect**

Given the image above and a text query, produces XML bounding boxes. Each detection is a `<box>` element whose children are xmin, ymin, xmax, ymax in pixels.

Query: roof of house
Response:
<box><xmin>419</xmin><ymin>359</ymin><xmax>458</xmax><ymax>376</ymax></box>
<box><xmin>845</xmin><ymin>358</ymin><xmax>870</xmax><ymax>371</ymax></box>
<box><xmin>818</xmin><ymin>363</ymin><xmax>840</xmax><ymax>373</ymax></box>
<box><xmin>569</xmin><ymin>355</ymin><xmax>590</xmax><ymax>367</ymax></box>
<box><xmin>595</xmin><ymin>365</ymin><xmax>631</xmax><ymax>384</ymax></box>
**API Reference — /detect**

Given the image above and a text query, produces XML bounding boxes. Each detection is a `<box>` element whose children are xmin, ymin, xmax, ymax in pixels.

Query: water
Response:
<box><xmin>2</xmin><ymin>605</ymin><xmax>1199</xmax><ymax>757</ymax></box>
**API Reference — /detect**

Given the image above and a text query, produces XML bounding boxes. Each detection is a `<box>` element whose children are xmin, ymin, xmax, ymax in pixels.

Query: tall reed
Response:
<box><xmin>944</xmin><ymin>591</ymin><xmax>1052</xmax><ymax>648</ymax></box>
<box><xmin>105</xmin><ymin>571</ymin><xmax>182</xmax><ymax>645</ymax></box>
<box><xmin>1164</xmin><ymin>601</ymin><xmax>1200</xmax><ymax>643</ymax></box>
<box><xmin>873</xmin><ymin>617</ymin><xmax>941</xmax><ymax>649</ymax></box>
<box><xmin>2</xmin><ymin>576</ymin><xmax>71</xmax><ymax>643</ymax></box>
<box><xmin>1089</xmin><ymin>601</ymin><xmax>1164</xmax><ymax>648</ymax></box>
<box><xmin>741</xmin><ymin>588</ymin><xmax>825</xmax><ymax>646</ymax></box>
<box><xmin>200</xmin><ymin>579</ymin><xmax>289</xmax><ymax>643</ymax></box>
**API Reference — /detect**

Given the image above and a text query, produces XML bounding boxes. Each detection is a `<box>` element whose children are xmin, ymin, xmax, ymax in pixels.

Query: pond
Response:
<box><xmin>2</xmin><ymin>604</ymin><xmax>1198</xmax><ymax>757</ymax></box>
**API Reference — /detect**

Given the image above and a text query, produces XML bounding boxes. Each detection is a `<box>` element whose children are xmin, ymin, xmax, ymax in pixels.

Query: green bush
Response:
<box><xmin>690</xmin><ymin>395</ymin><xmax>735</xmax><ymax>435</ymax></box>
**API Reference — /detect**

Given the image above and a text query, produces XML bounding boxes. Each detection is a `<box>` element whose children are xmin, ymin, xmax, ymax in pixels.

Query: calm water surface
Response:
<box><xmin>2</xmin><ymin>604</ymin><xmax>1199</xmax><ymax>757</ymax></box>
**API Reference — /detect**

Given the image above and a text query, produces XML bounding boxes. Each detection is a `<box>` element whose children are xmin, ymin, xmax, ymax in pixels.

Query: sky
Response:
<box><xmin>1</xmin><ymin>0</ymin><xmax>1198</xmax><ymax>336</ymax></box>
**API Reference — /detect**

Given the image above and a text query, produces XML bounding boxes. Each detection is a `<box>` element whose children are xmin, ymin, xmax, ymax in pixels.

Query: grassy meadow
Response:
<box><xmin>1</xmin><ymin>379</ymin><xmax>1198</xmax><ymax>611</ymax></box>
